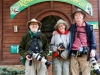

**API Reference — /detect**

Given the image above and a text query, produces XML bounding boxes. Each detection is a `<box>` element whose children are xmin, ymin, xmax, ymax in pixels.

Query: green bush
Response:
<box><xmin>0</xmin><ymin>66</ymin><xmax>25</xmax><ymax>75</ymax></box>
<box><xmin>79</xmin><ymin>67</ymin><xmax>97</xmax><ymax>75</ymax></box>
<box><xmin>0</xmin><ymin>66</ymin><xmax>98</xmax><ymax>75</ymax></box>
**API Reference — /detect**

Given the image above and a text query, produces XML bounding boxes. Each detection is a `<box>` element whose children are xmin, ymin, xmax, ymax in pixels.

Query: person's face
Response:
<box><xmin>74</xmin><ymin>12</ymin><xmax>84</xmax><ymax>22</ymax></box>
<box><xmin>58</xmin><ymin>24</ymin><xmax>66</xmax><ymax>32</ymax></box>
<box><xmin>29</xmin><ymin>22</ymin><xmax>39</xmax><ymax>33</ymax></box>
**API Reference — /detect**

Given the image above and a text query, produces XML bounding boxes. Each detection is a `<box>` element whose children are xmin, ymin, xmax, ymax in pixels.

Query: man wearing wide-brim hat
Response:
<box><xmin>71</xmin><ymin>8</ymin><xmax>86</xmax><ymax>19</ymax></box>
<box><xmin>19</xmin><ymin>18</ymin><xmax>49</xmax><ymax>75</ymax></box>
<box><xmin>69</xmin><ymin>8</ymin><xmax>98</xmax><ymax>75</ymax></box>
<box><xmin>27</xmin><ymin>18</ymin><xmax>42</xmax><ymax>30</ymax></box>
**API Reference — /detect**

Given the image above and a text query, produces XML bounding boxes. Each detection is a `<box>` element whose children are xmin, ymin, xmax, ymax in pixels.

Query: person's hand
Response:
<box><xmin>57</xmin><ymin>46</ymin><xmax>64</xmax><ymax>51</ymax></box>
<box><xmin>90</xmin><ymin>50</ymin><xmax>95</xmax><ymax>58</ymax></box>
<box><xmin>52</xmin><ymin>31</ymin><xmax>57</xmax><ymax>35</ymax></box>
<box><xmin>26</xmin><ymin>55</ymin><xmax>32</xmax><ymax>60</ymax></box>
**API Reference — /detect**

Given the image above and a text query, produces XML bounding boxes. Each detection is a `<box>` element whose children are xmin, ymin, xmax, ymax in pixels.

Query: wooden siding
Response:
<box><xmin>0</xmin><ymin>0</ymin><xmax>3</xmax><ymax>63</ymax></box>
<box><xmin>0</xmin><ymin>0</ymin><xmax>99</xmax><ymax>75</ymax></box>
<box><xmin>2</xmin><ymin>0</ymin><xmax>28</xmax><ymax>64</ymax></box>
<box><xmin>1</xmin><ymin>1</ymin><xmax>72</xmax><ymax>64</ymax></box>
<box><xmin>0</xmin><ymin>0</ymin><xmax>99</xmax><ymax>65</ymax></box>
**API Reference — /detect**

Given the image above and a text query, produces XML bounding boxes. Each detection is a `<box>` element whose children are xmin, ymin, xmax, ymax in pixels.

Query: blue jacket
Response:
<box><xmin>68</xmin><ymin>22</ymin><xmax>97</xmax><ymax>60</ymax></box>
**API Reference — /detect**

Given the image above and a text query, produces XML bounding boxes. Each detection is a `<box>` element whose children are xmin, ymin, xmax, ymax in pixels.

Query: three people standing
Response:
<box><xmin>19</xmin><ymin>8</ymin><xmax>97</xmax><ymax>75</ymax></box>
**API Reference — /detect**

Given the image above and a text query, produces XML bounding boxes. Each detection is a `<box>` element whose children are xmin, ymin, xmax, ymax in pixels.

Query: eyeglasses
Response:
<box><xmin>58</xmin><ymin>25</ymin><xmax>64</xmax><ymax>28</ymax></box>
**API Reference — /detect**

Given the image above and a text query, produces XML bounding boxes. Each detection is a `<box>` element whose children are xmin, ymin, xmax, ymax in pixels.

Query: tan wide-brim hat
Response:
<box><xmin>71</xmin><ymin>8</ymin><xmax>86</xmax><ymax>19</ymax></box>
<box><xmin>54</xmin><ymin>19</ymin><xmax>69</xmax><ymax>30</ymax></box>
<box><xmin>27</xmin><ymin>18</ymin><xmax>42</xmax><ymax>30</ymax></box>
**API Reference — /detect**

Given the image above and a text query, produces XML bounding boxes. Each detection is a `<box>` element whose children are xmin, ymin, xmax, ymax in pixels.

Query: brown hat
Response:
<box><xmin>54</xmin><ymin>19</ymin><xmax>68</xmax><ymax>30</ymax></box>
<box><xmin>71</xmin><ymin>9</ymin><xmax>86</xmax><ymax>19</ymax></box>
<box><xmin>27</xmin><ymin>18</ymin><xmax>42</xmax><ymax>30</ymax></box>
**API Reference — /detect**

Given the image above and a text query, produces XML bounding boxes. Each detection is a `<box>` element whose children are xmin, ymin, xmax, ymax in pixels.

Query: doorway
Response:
<box><xmin>40</xmin><ymin>15</ymin><xmax>62</xmax><ymax>43</ymax></box>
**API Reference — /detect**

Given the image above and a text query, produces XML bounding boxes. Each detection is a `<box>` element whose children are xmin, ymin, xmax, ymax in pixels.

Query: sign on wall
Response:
<box><xmin>87</xmin><ymin>22</ymin><xmax>98</xmax><ymax>29</ymax></box>
<box><xmin>10</xmin><ymin>44</ymin><xmax>19</xmax><ymax>54</ymax></box>
<box><xmin>10</xmin><ymin>0</ymin><xmax>93</xmax><ymax>19</ymax></box>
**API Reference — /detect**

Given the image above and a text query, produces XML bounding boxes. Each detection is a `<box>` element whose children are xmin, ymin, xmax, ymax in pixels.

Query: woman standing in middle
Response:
<box><xmin>50</xmin><ymin>19</ymin><xmax>70</xmax><ymax>75</ymax></box>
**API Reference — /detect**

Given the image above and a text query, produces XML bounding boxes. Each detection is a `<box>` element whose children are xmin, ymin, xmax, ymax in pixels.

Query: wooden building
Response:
<box><xmin>0</xmin><ymin>0</ymin><xmax>100</xmax><ymax>67</ymax></box>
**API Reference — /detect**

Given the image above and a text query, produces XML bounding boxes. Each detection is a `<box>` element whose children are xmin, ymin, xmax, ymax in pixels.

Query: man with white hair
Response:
<box><xmin>19</xmin><ymin>18</ymin><xmax>49</xmax><ymax>75</ymax></box>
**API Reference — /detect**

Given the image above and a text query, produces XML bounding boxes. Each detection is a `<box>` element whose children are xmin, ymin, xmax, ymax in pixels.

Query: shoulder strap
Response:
<box><xmin>76</xmin><ymin>26</ymin><xmax>87</xmax><ymax>46</ymax></box>
<box><xmin>28</xmin><ymin>32</ymin><xmax>43</xmax><ymax>53</ymax></box>
<box><xmin>25</xmin><ymin>32</ymin><xmax>42</xmax><ymax>49</ymax></box>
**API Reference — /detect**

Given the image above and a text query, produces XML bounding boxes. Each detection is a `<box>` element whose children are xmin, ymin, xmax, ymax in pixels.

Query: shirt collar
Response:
<box><xmin>76</xmin><ymin>22</ymin><xmax>86</xmax><ymax>27</ymax></box>
<box><xmin>29</xmin><ymin>30</ymin><xmax>38</xmax><ymax>38</ymax></box>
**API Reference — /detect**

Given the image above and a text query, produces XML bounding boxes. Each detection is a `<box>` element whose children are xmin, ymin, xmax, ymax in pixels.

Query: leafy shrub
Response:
<box><xmin>79</xmin><ymin>67</ymin><xmax>97</xmax><ymax>75</ymax></box>
<box><xmin>0</xmin><ymin>66</ymin><xmax>25</xmax><ymax>75</ymax></box>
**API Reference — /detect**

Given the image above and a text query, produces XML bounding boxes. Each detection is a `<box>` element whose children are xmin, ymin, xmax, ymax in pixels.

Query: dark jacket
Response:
<box><xmin>68</xmin><ymin>22</ymin><xmax>97</xmax><ymax>59</ymax></box>
<box><xmin>19</xmin><ymin>32</ymin><xmax>49</xmax><ymax>59</ymax></box>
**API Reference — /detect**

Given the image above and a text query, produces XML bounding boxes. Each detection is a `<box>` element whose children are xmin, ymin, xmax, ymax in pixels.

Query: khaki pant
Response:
<box><xmin>52</xmin><ymin>57</ymin><xmax>70</xmax><ymax>75</ymax></box>
<box><xmin>70</xmin><ymin>54</ymin><xmax>91</xmax><ymax>75</ymax></box>
<box><xmin>25</xmin><ymin>58</ymin><xmax>48</xmax><ymax>75</ymax></box>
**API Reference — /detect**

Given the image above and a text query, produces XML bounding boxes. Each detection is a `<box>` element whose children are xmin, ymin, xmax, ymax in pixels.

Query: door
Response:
<box><xmin>40</xmin><ymin>15</ymin><xmax>62</xmax><ymax>43</ymax></box>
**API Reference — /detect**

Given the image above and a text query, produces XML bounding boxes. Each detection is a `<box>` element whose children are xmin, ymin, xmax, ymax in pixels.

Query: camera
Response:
<box><xmin>78</xmin><ymin>46</ymin><xmax>89</xmax><ymax>54</ymax></box>
<box><xmin>77</xmin><ymin>47</ymin><xmax>83</xmax><ymax>57</ymax></box>
<box><xmin>82</xmin><ymin>46</ymin><xmax>89</xmax><ymax>54</ymax></box>
<box><xmin>59</xmin><ymin>43</ymin><xmax>65</xmax><ymax>49</ymax></box>
<box><xmin>58</xmin><ymin>43</ymin><xmax>65</xmax><ymax>57</ymax></box>
<box><xmin>77</xmin><ymin>46</ymin><xmax>89</xmax><ymax>57</ymax></box>
<box><xmin>28</xmin><ymin>51</ymin><xmax>51</xmax><ymax>67</ymax></box>
<box><xmin>30</xmin><ymin>38</ymin><xmax>43</xmax><ymax>54</ymax></box>
<box><xmin>33</xmin><ymin>53</ymin><xmax>51</xmax><ymax>67</ymax></box>
<box><xmin>90</xmin><ymin>58</ymin><xmax>100</xmax><ymax>75</ymax></box>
